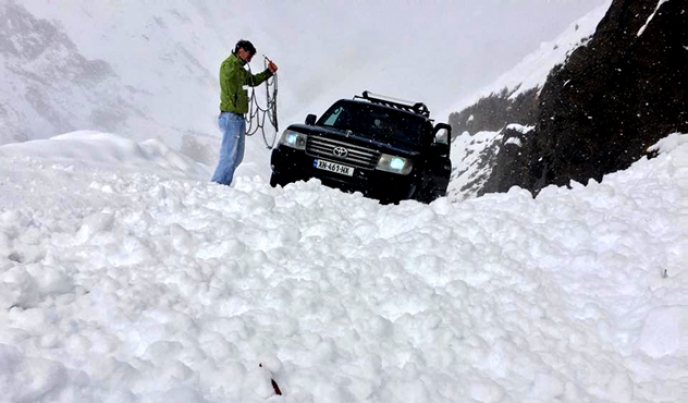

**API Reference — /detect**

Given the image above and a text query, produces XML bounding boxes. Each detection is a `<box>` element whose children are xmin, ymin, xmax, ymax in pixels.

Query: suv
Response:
<box><xmin>269</xmin><ymin>91</ymin><xmax>452</xmax><ymax>204</ymax></box>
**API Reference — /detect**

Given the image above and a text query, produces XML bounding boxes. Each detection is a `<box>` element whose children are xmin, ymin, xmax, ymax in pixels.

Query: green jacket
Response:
<box><xmin>219</xmin><ymin>53</ymin><xmax>273</xmax><ymax>114</ymax></box>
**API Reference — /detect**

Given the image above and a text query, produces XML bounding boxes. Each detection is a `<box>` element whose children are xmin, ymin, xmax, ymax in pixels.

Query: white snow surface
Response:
<box><xmin>1</xmin><ymin>131</ymin><xmax>688</xmax><ymax>403</ymax></box>
<box><xmin>447</xmin><ymin>131</ymin><xmax>502</xmax><ymax>200</ymax></box>
<box><xmin>505</xmin><ymin>124</ymin><xmax>535</xmax><ymax>134</ymax></box>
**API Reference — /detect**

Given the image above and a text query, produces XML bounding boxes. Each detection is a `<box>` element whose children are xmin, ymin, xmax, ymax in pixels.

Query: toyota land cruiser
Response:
<box><xmin>269</xmin><ymin>91</ymin><xmax>452</xmax><ymax>204</ymax></box>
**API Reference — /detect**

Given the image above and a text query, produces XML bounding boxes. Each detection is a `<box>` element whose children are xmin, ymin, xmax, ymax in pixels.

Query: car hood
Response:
<box><xmin>287</xmin><ymin>124</ymin><xmax>422</xmax><ymax>156</ymax></box>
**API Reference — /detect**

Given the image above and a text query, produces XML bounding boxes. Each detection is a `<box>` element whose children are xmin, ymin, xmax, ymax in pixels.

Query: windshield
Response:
<box><xmin>319</xmin><ymin>101</ymin><xmax>429</xmax><ymax>146</ymax></box>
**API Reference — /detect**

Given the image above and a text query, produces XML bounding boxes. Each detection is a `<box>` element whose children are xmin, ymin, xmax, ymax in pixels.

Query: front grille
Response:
<box><xmin>306</xmin><ymin>136</ymin><xmax>381</xmax><ymax>169</ymax></box>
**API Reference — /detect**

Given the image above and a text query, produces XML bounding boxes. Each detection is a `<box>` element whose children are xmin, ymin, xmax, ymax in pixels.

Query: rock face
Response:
<box><xmin>448</xmin><ymin>88</ymin><xmax>539</xmax><ymax>137</ymax></box>
<box><xmin>481</xmin><ymin>0</ymin><xmax>688</xmax><ymax>195</ymax></box>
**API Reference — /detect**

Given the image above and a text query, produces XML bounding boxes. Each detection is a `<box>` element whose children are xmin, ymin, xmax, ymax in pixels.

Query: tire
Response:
<box><xmin>415</xmin><ymin>183</ymin><xmax>441</xmax><ymax>204</ymax></box>
<box><xmin>269</xmin><ymin>174</ymin><xmax>281</xmax><ymax>187</ymax></box>
<box><xmin>269</xmin><ymin>173</ymin><xmax>295</xmax><ymax>188</ymax></box>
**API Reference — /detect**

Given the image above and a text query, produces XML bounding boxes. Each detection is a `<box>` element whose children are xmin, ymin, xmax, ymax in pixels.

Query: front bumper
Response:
<box><xmin>270</xmin><ymin>146</ymin><xmax>417</xmax><ymax>202</ymax></box>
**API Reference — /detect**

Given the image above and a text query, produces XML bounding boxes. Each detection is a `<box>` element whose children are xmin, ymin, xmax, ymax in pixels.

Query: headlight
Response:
<box><xmin>376</xmin><ymin>154</ymin><xmax>413</xmax><ymax>175</ymax></box>
<box><xmin>279</xmin><ymin>130</ymin><xmax>307</xmax><ymax>150</ymax></box>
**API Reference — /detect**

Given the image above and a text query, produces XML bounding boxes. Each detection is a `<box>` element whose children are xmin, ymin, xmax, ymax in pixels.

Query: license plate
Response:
<box><xmin>314</xmin><ymin>159</ymin><xmax>354</xmax><ymax>176</ymax></box>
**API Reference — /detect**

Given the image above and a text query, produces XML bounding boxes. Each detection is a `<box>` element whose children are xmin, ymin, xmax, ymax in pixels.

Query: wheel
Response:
<box><xmin>415</xmin><ymin>184</ymin><xmax>441</xmax><ymax>204</ymax></box>
<box><xmin>269</xmin><ymin>173</ymin><xmax>295</xmax><ymax>188</ymax></box>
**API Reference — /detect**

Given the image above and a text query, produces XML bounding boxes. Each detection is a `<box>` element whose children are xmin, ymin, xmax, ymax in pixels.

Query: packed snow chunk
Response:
<box><xmin>159</xmin><ymin>387</ymin><xmax>210</xmax><ymax>403</ymax></box>
<box><xmin>143</xmin><ymin>341</ymin><xmax>184</xmax><ymax>365</ymax></box>
<box><xmin>1</xmin><ymin>266</ymin><xmax>41</xmax><ymax>309</ymax></box>
<box><xmin>469</xmin><ymin>379</ymin><xmax>505</xmax><ymax>403</ymax></box>
<box><xmin>505</xmin><ymin>123</ymin><xmax>534</xmax><ymax>134</ymax></box>
<box><xmin>368</xmin><ymin>316</ymin><xmax>395</xmax><ymax>338</ymax></box>
<box><xmin>530</xmin><ymin>372</ymin><xmax>565</xmax><ymax>400</ymax></box>
<box><xmin>0</xmin><ymin>344</ymin><xmax>70</xmax><ymax>402</ymax></box>
<box><xmin>647</xmin><ymin>132</ymin><xmax>688</xmax><ymax>155</ymax></box>
<box><xmin>606</xmin><ymin>371</ymin><xmax>634</xmax><ymax>403</ymax></box>
<box><xmin>638</xmin><ymin>306</ymin><xmax>688</xmax><ymax>358</ymax></box>
<box><xmin>26</xmin><ymin>263</ymin><xmax>75</xmax><ymax>296</ymax></box>
<box><xmin>258</xmin><ymin>354</ymin><xmax>283</xmax><ymax>374</ymax></box>
<box><xmin>504</xmin><ymin>137</ymin><xmax>522</xmax><ymax>147</ymax></box>
<box><xmin>647</xmin><ymin>133</ymin><xmax>688</xmax><ymax>170</ymax></box>
<box><xmin>0</xmin><ymin>231</ymin><xmax>12</xmax><ymax>257</ymax></box>
<box><xmin>244</xmin><ymin>364</ymin><xmax>279</xmax><ymax>399</ymax></box>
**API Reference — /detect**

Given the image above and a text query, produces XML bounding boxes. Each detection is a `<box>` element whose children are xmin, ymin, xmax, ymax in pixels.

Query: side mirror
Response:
<box><xmin>433</xmin><ymin>123</ymin><xmax>451</xmax><ymax>145</ymax></box>
<box><xmin>305</xmin><ymin>114</ymin><xmax>317</xmax><ymax>125</ymax></box>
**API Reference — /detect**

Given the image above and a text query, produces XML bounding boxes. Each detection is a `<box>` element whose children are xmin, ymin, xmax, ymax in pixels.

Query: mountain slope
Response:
<box><xmin>442</xmin><ymin>1</ymin><xmax>611</xmax><ymax>119</ymax></box>
<box><xmin>482</xmin><ymin>0</ymin><xmax>688</xmax><ymax>195</ymax></box>
<box><xmin>0</xmin><ymin>3</ymin><xmax>134</xmax><ymax>144</ymax></box>
<box><xmin>446</xmin><ymin>2</ymin><xmax>611</xmax><ymax>200</ymax></box>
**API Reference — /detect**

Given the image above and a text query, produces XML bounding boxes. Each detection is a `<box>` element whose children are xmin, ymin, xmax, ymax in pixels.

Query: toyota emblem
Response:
<box><xmin>332</xmin><ymin>146</ymin><xmax>348</xmax><ymax>158</ymax></box>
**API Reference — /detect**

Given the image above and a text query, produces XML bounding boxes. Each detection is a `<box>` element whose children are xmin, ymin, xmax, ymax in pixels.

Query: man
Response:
<box><xmin>211</xmin><ymin>39</ymin><xmax>278</xmax><ymax>186</ymax></box>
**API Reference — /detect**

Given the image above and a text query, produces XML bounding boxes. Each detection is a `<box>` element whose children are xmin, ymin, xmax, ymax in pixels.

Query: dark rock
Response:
<box><xmin>480</xmin><ymin>0</ymin><xmax>688</xmax><ymax>196</ymax></box>
<box><xmin>448</xmin><ymin>87</ymin><xmax>539</xmax><ymax>137</ymax></box>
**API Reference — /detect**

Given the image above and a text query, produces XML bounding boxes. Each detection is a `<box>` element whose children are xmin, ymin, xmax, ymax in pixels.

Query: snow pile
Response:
<box><xmin>447</xmin><ymin>130</ymin><xmax>502</xmax><ymax>199</ymax></box>
<box><xmin>1</xmin><ymin>132</ymin><xmax>687</xmax><ymax>402</ymax></box>
<box><xmin>505</xmin><ymin>124</ymin><xmax>535</xmax><ymax>134</ymax></box>
<box><xmin>638</xmin><ymin>306</ymin><xmax>688</xmax><ymax>358</ymax></box>
<box><xmin>0</xmin><ymin>131</ymin><xmax>209</xmax><ymax>179</ymax></box>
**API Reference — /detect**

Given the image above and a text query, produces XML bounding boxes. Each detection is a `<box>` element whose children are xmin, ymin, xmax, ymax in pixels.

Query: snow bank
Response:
<box><xmin>0</xmin><ymin>133</ymin><xmax>687</xmax><ymax>402</ymax></box>
<box><xmin>0</xmin><ymin>131</ymin><xmax>210</xmax><ymax>180</ymax></box>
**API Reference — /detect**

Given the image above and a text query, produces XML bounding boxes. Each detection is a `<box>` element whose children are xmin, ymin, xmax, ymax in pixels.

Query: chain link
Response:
<box><xmin>245</xmin><ymin>59</ymin><xmax>279</xmax><ymax>149</ymax></box>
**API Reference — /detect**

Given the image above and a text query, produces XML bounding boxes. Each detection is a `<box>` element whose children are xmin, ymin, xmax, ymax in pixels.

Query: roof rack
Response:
<box><xmin>354</xmin><ymin>91</ymin><xmax>430</xmax><ymax>118</ymax></box>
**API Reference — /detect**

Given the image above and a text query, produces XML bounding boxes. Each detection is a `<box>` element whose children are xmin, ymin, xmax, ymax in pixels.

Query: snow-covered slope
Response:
<box><xmin>1</xmin><ymin>1</ymin><xmax>248</xmax><ymax>152</ymax></box>
<box><xmin>441</xmin><ymin>1</ymin><xmax>612</xmax><ymax>119</ymax></box>
<box><xmin>0</xmin><ymin>131</ymin><xmax>209</xmax><ymax>181</ymax></box>
<box><xmin>444</xmin><ymin>2</ymin><xmax>611</xmax><ymax>200</ymax></box>
<box><xmin>447</xmin><ymin>130</ymin><xmax>503</xmax><ymax>198</ymax></box>
<box><xmin>1</xmin><ymin>130</ymin><xmax>688</xmax><ymax>402</ymax></box>
<box><xmin>0</xmin><ymin>3</ymin><xmax>133</xmax><ymax>144</ymax></box>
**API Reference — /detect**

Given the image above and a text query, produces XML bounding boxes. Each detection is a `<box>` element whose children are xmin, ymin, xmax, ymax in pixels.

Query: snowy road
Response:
<box><xmin>1</xmin><ymin>132</ymin><xmax>688</xmax><ymax>402</ymax></box>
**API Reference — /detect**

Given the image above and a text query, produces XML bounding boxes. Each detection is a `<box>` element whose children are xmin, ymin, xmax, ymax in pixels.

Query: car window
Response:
<box><xmin>322</xmin><ymin>106</ymin><xmax>342</xmax><ymax>126</ymax></box>
<box><xmin>319</xmin><ymin>102</ymin><xmax>427</xmax><ymax>146</ymax></box>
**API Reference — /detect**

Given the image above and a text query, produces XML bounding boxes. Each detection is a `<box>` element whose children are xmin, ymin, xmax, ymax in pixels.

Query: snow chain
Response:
<box><xmin>245</xmin><ymin>58</ymin><xmax>279</xmax><ymax>149</ymax></box>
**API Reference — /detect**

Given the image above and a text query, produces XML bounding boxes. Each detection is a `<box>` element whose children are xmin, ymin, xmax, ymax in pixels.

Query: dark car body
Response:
<box><xmin>270</xmin><ymin>92</ymin><xmax>452</xmax><ymax>204</ymax></box>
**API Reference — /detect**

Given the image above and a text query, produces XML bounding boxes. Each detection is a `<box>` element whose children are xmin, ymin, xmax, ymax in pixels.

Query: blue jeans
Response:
<box><xmin>211</xmin><ymin>112</ymin><xmax>246</xmax><ymax>185</ymax></box>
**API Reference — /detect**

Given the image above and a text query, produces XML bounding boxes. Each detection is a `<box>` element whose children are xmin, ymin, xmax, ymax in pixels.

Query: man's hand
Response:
<box><xmin>267</xmin><ymin>60</ymin><xmax>278</xmax><ymax>73</ymax></box>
